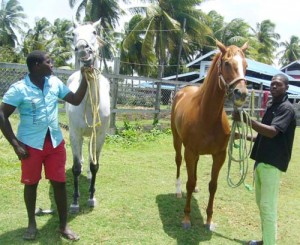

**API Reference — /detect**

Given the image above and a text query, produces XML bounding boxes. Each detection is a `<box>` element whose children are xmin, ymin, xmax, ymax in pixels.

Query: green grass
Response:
<box><xmin>0</xmin><ymin>121</ymin><xmax>300</xmax><ymax>244</ymax></box>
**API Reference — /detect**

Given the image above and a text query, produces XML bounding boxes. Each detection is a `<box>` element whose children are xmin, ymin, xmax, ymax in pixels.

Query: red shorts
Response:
<box><xmin>21</xmin><ymin>136</ymin><xmax>66</xmax><ymax>185</ymax></box>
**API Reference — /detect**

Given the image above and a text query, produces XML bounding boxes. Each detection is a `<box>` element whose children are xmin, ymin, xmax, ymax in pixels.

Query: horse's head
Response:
<box><xmin>72</xmin><ymin>19</ymin><xmax>103</xmax><ymax>67</ymax></box>
<box><xmin>216</xmin><ymin>40</ymin><xmax>248</xmax><ymax>108</ymax></box>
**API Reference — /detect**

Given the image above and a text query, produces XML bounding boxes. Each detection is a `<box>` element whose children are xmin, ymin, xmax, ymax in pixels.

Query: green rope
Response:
<box><xmin>227</xmin><ymin>109</ymin><xmax>253</xmax><ymax>189</ymax></box>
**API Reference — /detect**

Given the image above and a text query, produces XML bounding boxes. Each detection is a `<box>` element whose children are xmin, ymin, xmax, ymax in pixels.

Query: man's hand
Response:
<box><xmin>13</xmin><ymin>141</ymin><xmax>29</xmax><ymax>160</ymax></box>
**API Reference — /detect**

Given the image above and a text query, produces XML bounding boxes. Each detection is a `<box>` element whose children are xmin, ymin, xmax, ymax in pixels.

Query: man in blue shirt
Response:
<box><xmin>0</xmin><ymin>50</ymin><xmax>89</xmax><ymax>241</ymax></box>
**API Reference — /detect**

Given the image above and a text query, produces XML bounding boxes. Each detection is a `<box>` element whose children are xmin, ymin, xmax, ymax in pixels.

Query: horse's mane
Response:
<box><xmin>200</xmin><ymin>52</ymin><xmax>221</xmax><ymax>91</ymax></box>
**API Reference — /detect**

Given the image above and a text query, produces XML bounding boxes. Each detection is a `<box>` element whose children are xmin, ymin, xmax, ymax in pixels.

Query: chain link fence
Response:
<box><xmin>0</xmin><ymin>62</ymin><xmax>181</xmax><ymax>131</ymax></box>
<box><xmin>2</xmin><ymin>62</ymin><xmax>298</xmax><ymax>131</ymax></box>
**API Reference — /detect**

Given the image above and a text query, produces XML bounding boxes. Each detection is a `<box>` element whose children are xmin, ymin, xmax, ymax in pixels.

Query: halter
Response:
<box><xmin>217</xmin><ymin>55</ymin><xmax>246</xmax><ymax>96</ymax></box>
<box><xmin>75</xmin><ymin>38</ymin><xmax>99</xmax><ymax>66</ymax></box>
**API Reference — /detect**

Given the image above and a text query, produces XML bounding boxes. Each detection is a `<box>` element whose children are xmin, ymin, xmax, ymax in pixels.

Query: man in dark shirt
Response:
<box><xmin>233</xmin><ymin>73</ymin><xmax>296</xmax><ymax>245</ymax></box>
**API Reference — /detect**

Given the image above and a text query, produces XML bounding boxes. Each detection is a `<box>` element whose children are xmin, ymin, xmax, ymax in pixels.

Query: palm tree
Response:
<box><xmin>204</xmin><ymin>12</ymin><xmax>260</xmax><ymax>60</ymax></box>
<box><xmin>0</xmin><ymin>0</ymin><xmax>28</xmax><ymax>47</ymax></box>
<box><xmin>214</xmin><ymin>18</ymin><xmax>251</xmax><ymax>47</ymax></box>
<box><xmin>49</xmin><ymin>18</ymin><xmax>73</xmax><ymax>67</ymax></box>
<box><xmin>123</xmin><ymin>4</ymin><xmax>181</xmax><ymax>78</ymax></box>
<box><xmin>202</xmin><ymin>10</ymin><xmax>225</xmax><ymax>53</ymax></box>
<box><xmin>278</xmin><ymin>35</ymin><xmax>300</xmax><ymax>67</ymax></box>
<box><xmin>123</xmin><ymin>0</ymin><xmax>211</xmax><ymax>78</ymax></box>
<box><xmin>120</xmin><ymin>14</ymin><xmax>156</xmax><ymax>76</ymax></box>
<box><xmin>22</xmin><ymin>18</ymin><xmax>52</xmax><ymax>57</ymax></box>
<box><xmin>69</xmin><ymin>0</ymin><xmax>126</xmax><ymax>72</ymax></box>
<box><xmin>0</xmin><ymin>45</ymin><xmax>22</xmax><ymax>62</ymax></box>
<box><xmin>251</xmin><ymin>19</ymin><xmax>280</xmax><ymax>64</ymax></box>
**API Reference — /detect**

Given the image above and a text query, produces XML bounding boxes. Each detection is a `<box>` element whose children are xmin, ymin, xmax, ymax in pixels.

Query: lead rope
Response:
<box><xmin>227</xmin><ymin>108</ymin><xmax>253</xmax><ymax>189</ymax></box>
<box><xmin>82</xmin><ymin>67</ymin><xmax>102</xmax><ymax>163</ymax></box>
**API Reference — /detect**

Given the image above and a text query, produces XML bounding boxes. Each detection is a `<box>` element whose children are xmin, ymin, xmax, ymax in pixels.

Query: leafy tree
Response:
<box><xmin>278</xmin><ymin>35</ymin><xmax>300</xmax><ymax>67</ymax></box>
<box><xmin>120</xmin><ymin>14</ymin><xmax>156</xmax><ymax>76</ymax></box>
<box><xmin>0</xmin><ymin>0</ymin><xmax>28</xmax><ymax>47</ymax></box>
<box><xmin>251</xmin><ymin>19</ymin><xmax>280</xmax><ymax>64</ymax></box>
<box><xmin>49</xmin><ymin>18</ymin><xmax>73</xmax><ymax>67</ymax></box>
<box><xmin>22</xmin><ymin>18</ymin><xmax>52</xmax><ymax>57</ymax></box>
<box><xmin>122</xmin><ymin>0</ymin><xmax>211</xmax><ymax>78</ymax></box>
<box><xmin>0</xmin><ymin>45</ymin><xmax>22</xmax><ymax>62</ymax></box>
<box><xmin>213</xmin><ymin>18</ymin><xmax>251</xmax><ymax>47</ymax></box>
<box><xmin>69</xmin><ymin>0</ymin><xmax>126</xmax><ymax>72</ymax></box>
<box><xmin>204</xmin><ymin>11</ymin><xmax>261</xmax><ymax>60</ymax></box>
<box><xmin>123</xmin><ymin>4</ymin><xmax>181</xmax><ymax>78</ymax></box>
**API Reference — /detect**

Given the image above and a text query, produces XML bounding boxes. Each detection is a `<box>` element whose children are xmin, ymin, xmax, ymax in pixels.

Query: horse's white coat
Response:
<box><xmin>65</xmin><ymin>21</ymin><xmax>110</xmax><ymax>209</ymax></box>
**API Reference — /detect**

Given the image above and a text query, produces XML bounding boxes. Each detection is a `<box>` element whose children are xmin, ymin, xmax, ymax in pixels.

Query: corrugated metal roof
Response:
<box><xmin>280</xmin><ymin>60</ymin><xmax>300</xmax><ymax>70</ymax></box>
<box><xmin>246</xmin><ymin>59</ymin><xmax>294</xmax><ymax>80</ymax></box>
<box><xmin>186</xmin><ymin>50</ymin><xmax>295</xmax><ymax>81</ymax></box>
<box><xmin>186</xmin><ymin>50</ymin><xmax>217</xmax><ymax>67</ymax></box>
<box><xmin>245</xmin><ymin>76</ymin><xmax>300</xmax><ymax>94</ymax></box>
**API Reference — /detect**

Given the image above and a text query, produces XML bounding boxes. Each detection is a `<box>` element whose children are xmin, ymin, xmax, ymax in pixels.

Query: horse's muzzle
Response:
<box><xmin>233</xmin><ymin>88</ymin><xmax>248</xmax><ymax>107</ymax></box>
<box><xmin>77</xmin><ymin>48</ymin><xmax>93</xmax><ymax>66</ymax></box>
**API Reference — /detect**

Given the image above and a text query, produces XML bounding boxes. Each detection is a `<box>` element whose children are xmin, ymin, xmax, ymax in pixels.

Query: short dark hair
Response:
<box><xmin>273</xmin><ymin>73</ymin><xmax>289</xmax><ymax>85</ymax></box>
<box><xmin>26</xmin><ymin>50</ymin><xmax>47</xmax><ymax>73</ymax></box>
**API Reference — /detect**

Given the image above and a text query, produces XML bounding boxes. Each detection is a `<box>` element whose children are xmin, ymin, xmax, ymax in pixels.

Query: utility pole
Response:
<box><xmin>175</xmin><ymin>18</ymin><xmax>186</xmax><ymax>82</ymax></box>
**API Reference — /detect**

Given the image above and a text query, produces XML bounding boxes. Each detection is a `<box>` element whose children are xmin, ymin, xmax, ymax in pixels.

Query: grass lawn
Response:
<box><xmin>0</xmin><ymin>116</ymin><xmax>300</xmax><ymax>244</ymax></box>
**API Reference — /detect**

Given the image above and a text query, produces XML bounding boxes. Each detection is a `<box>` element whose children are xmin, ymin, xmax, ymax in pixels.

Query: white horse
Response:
<box><xmin>66</xmin><ymin>20</ymin><xmax>110</xmax><ymax>213</ymax></box>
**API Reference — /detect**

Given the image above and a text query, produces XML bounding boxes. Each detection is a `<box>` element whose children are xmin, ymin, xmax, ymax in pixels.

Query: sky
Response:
<box><xmin>18</xmin><ymin>0</ymin><xmax>300</xmax><ymax>67</ymax></box>
<box><xmin>18</xmin><ymin>0</ymin><xmax>299</xmax><ymax>43</ymax></box>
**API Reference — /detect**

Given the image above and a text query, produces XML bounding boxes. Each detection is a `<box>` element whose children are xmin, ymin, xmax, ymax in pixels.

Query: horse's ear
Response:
<box><xmin>216</xmin><ymin>40</ymin><xmax>227</xmax><ymax>54</ymax></box>
<box><xmin>93</xmin><ymin>18</ymin><xmax>101</xmax><ymax>28</ymax></box>
<box><xmin>240</xmin><ymin>42</ymin><xmax>248</xmax><ymax>52</ymax></box>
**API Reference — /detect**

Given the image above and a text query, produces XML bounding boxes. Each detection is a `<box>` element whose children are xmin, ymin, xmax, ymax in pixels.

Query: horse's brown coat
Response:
<box><xmin>171</xmin><ymin>41</ymin><xmax>248</xmax><ymax>228</ymax></box>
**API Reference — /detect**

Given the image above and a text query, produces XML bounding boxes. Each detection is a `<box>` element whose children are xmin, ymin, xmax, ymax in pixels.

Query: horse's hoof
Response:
<box><xmin>204</xmin><ymin>223</ymin><xmax>216</xmax><ymax>231</ymax></box>
<box><xmin>182</xmin><ymin>220</ymin><xmax>191</xmax><ymax>229</ymax></box>
<box><xmin>176</xmin><ymin>192</ymin><xmax>182</xmax><ymax>198</ymax></box>
<box><xmin>88</xmin><ymin>198</ymin><xmax>97</xmax><ymax>207</ymax></box>
<box><xmin>70</xmin><ymin>204</ymin><xmax>80</xmax><ymax>214</ymax></box>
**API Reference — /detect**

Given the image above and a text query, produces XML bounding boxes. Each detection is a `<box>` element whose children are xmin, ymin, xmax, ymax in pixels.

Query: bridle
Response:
<box><xmin>217</xmin><ymin>54</ymin><xmax>246</xmax><ymax>96</ymax></box>
<box><xmin>75</xmin><ymin>38</ymin><xmax>99</xmax><ymax>66</ymax></box>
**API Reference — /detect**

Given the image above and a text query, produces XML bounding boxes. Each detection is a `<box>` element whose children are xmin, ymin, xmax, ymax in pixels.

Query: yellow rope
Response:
<box><xmin>227</xmin><ymin>108</ymin><xmax>253</xmax><ymax>188</ymax></box>
<box><xmin>82</xmin><ymin>67</ymin><xmax>102</xmax><ymax>163</ymax></box>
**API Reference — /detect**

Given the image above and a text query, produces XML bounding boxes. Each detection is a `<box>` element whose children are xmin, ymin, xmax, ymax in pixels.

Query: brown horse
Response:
<box><xmin>171</xmin><ymin>40</ymin><xmax>248</xmax><ymax>229</ymax></box>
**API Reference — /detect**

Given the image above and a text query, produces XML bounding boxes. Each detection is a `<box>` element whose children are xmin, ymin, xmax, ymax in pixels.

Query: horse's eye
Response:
<box><xmin>85</xmin><ymin>44</ymin><xmax>89</xmax><ymax>48</ymax></box>
<box><xmin>93</xmin><ymin>31</ymin><xmax>96</xmax><ymax>35</ymax></box>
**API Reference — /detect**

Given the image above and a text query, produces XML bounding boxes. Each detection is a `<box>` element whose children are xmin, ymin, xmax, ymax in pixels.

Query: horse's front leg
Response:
<box><xmin>173</xmin><ymin>132</ymin><xmax>183</xmax><ymax>198</ymax></box>
<box><xmin>182</xmin><ymin>148</ymin><xmax>199</xmax><ymax>229</ymax></box>
<box><xmin>87</xmin><ymin>130</ymin><xmax>105</xmax><ymax>207</ymax></box>
<box><xmin>70</xmin><ymin>134</ymin><xmax>84</xmax><ymax>213</ymax></box>
<box><xmin>205</xmin><ymin>150</ymin><xmax>226</xmax><ymax>230</ymax></box>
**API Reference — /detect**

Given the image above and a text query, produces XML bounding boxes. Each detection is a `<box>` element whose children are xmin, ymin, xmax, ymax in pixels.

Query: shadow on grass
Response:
<box><xmin>0</xmin><ymin>168</ymin><xmax>94</xmax><ymax>244</ymax></box>
<box><xmin>212</xmin><ymin>231</ymin><xmax>247</xmax><ymax>244</ymax></box>
<box><xmin>156</xmin><ymin>193</ymin><xmax>246</xmax><ymax>245</ymax></box>
<box><xmin>156</xmin><ymin>193</ymin><xmax>211</xmax><ymax>245</ymax></box>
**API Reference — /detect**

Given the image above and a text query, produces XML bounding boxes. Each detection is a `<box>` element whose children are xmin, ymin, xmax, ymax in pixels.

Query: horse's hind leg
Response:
<box><xmin>206</xmin><ymin>150</ymin><xmax>226</xmax><ymax>230</ymax></box>
<box><xmin>70</xmin><ymin>133</ymin><xmax>84</xmax><ymax>213</ymax></box>
<box><xmin>172</xmin><ymin>129</ymin><xmax>183</xmax><ymax>198</ymax></box>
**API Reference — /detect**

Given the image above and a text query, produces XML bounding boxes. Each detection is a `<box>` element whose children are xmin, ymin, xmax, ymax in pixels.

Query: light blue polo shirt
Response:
<box><xmin>3</xmin><ymin>74</ymin><xmax>71</xmax><ymax>150</ymax></box>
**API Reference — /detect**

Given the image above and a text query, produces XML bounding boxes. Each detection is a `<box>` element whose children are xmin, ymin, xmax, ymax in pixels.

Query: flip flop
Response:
<box><xmin>23</xmin><ymin>229</ymin><xmax>37</xmax><ymax>240</ymax></box>
<box><xmin>59</xmin><ymin>229</ymin><xmax>80</xmax><ymax>241</ymax></box>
